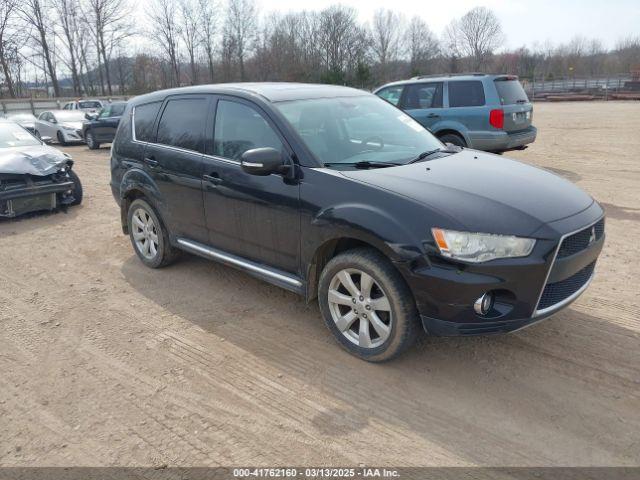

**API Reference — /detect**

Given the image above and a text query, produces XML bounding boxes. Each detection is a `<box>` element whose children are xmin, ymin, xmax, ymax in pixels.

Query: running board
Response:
<box><xmin>176</xmin><ymin>238</ymin><xmax>304</xmax><ymax>294</ymax></box>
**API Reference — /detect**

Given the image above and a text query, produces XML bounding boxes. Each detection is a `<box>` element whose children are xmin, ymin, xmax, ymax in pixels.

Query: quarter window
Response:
<box><xmin>214</xmin><ymin>100</ymin><xmax>282</xmax><ymax>161</ymax></box>
<box><xmin>376</xmin><ymin>86</ymin><xmax>404</xmax><ymax>106</ymax></box>
<box><xmin>156</xmin><ymin>98</ymin><xmax>208</xmax><ymax>152</ymax></box>
<box><xmin>448</xmin><ymin>81</ymin><xmax>486</xmax><ymax>107</ymax></box>
<box><xmin>133</xmin><ymin>101</ymin><xmax>162</xmax><ymax>143</ymax></box>
<box><xmin>403</xmin><ymin>83</ymin><xmax>443</xmax><ymax>109</ymax></box>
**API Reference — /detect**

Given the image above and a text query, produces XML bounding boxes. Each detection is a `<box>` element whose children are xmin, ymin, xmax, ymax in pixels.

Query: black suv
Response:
<box><xmin>83</xmin><ymin>101</ymin><xmax>127</xmax><ymax>149</ymax></box>
<box><xmin>110</xmin><ymin>83</ymin><xmax>604</xmax><ymax>361</ymax></box>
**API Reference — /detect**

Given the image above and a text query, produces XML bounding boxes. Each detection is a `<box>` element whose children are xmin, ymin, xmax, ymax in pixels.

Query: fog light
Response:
<box><xmin>474</xmin><ymin>292</ymin><xmax>494</xmax><ymax>316</ymax></box>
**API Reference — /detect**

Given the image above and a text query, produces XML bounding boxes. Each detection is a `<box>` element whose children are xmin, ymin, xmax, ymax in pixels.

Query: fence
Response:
<box><xmin>522</xmin><ymin>75</ymin><xmax>634</xmax><ymax>99</ymax></box>
<box><xmin>0</xmin><ymin>96</ymin><xmax>129</xmax><ymax>116</ymax></box>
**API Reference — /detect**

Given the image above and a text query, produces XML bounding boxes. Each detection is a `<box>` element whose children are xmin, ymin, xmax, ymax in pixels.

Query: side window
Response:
<box><xmin>214</xmin><ymin>100</ymin><xmax>283</xmax><ymax>161</ymax></box>
<box><xmin>111</xmin><ymin>104</ymin><xmax>126</xmax><ymax>116</ymax></box>
<box><xmin>403</xmin><ymin>83</ymin><xmax>443</xmax><ymax>109</ymax></box>
<box><xmin>98</xmin><ymin>107</ymin><xmax>111</xmax><ymax>118</ymax></box>
<box><xmin>376</xmin><ymin>86</ymin><xmax>404</xmax><ymax>106</ymax></box>
<box><xmin>448</xmin><ymin>81</ymin><xmax>486</xmax><ymax>107</ymax></box>
<box><xmin>133</xmin><ymin>101</ymin><xmax>162</xmax><ymax>142</ymax></box>
<box><xmin>156</xmin><ymin>97</ymin><xmax>208</xmax><ymax>152</ymax></box>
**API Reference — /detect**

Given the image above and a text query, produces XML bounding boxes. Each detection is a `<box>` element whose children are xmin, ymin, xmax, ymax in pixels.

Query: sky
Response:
<box><xmin>256</xmin><ymin>0</ymin><xmax>640</xmax><ymax>49</ymax></box>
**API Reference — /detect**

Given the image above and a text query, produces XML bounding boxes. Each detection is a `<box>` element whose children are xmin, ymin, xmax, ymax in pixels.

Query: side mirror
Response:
<box><xmin>240</xmin><ymin>147</ymin><xmax>288</xmax><ymax>176</ymax></box>
<box><xmin>50</xmin><ymin>118</ymin><xmax>57</xmax><ymax>124</ymax></box>
<box><xmin>41</xmin><ymin>136</ymin><xmax>52</xmax><ymax>144</ymax></box>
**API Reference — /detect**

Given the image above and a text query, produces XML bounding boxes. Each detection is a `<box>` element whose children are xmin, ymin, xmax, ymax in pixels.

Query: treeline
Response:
<box><xmin>1</xmin><ymin>0</ymin><xmax>639</xmax><ymax>98</ymax></box>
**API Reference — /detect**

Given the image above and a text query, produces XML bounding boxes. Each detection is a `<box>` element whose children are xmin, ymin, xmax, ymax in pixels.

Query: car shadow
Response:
<box><xmin>0</xmin><ymin>205</ymin><xmax>84</xmax><ymax>237</ymax></box>
<box><xmin>121</xmin><ymin>252</ymin><xmax>640</xmax><ymax>465</ymax></box>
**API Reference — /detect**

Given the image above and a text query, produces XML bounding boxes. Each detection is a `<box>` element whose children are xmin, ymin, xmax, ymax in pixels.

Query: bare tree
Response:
<box><xmin>19</xmin><ymin>0</ymin><xmax>61</xmax><ymax>96</ymax></box>
<box><xmin>83</xmin><ymin>0</ymin><xmax>132</xmax><ymax>95</ymax></box>
<box><xmin>197</xmin><ymin>0</ymin><xmax>217</xmax><ymax>82</ymax></box>
<box><xmin>405</xmin><ymin>16</ymin><xmax>439</xmax><ymax>76</ymax></box>
<box><xmin>0</xmin><ymin>0</ymin><xmax>18</xmax><ymax>97</ymax></box>
<box><xmin>52</xmin><ymin>0</ymin><xmax>82</xmax><ymax>94</ymax></box>
<box><xmin>179</xmin><ymin>0</ymin><xmax>199</xmax><ymax>84</ymax></box>
<box><xmin>447</xmin><ymin>6</ymin><xmax>504</xmax><ymax>71</ymax></box>
<box><xmin>149</xmin><ymin>0</ymin><xmax>181</xmax><ymax>86</ymax></box>
<box><xmin>225</xmin><ymin>0</ymin><xmax>257</xmax><ymax>80</ymax></box>
<box><xmin>371</xmin><ymin>9</ymin><xmax>402</xmax><ymax>80</ymax></box>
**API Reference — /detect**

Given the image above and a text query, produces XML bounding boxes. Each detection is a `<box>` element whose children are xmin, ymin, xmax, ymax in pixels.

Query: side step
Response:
<box><xmin>176</xmin><ymin>238</ymin><xmax>304</xmax><ymax>295</ymax></box>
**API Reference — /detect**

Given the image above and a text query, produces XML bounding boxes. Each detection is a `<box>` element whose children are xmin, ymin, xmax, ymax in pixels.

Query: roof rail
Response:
<box><xmin>410</xmin><ymin>72</ymin><xmax>488</xmax><ymax>80</ymax></box>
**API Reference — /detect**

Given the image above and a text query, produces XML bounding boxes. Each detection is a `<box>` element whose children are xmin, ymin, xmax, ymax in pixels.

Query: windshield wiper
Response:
<box><xmin>323</xmin><ymin>161</ymin><xmax>401</xmax><ymax>169</ymax></box>
<box><xmin>406</xmin><ymin>149</ymin><xmax>444</xmax><ymax>164</ymax></box>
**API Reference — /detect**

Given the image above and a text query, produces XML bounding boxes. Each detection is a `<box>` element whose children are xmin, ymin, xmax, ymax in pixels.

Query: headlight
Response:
<box><xmin>431</xmin><ymin>228</ymin><xmax>535</xmax><ymax>263</ymax></box>
<box><xmin>62</xmin><ymin>124</ymin><xmax>75</xmax><ymax>130</ymax></box>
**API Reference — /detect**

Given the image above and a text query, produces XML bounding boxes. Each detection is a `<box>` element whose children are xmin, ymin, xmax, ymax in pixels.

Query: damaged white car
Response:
<box><xmin>0</xmin><ymin>120</ymin><xmax>82</xmax><ymax>219</ymax></box>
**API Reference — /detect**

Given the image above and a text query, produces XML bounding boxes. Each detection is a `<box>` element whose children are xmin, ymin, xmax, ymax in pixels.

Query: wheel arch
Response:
<box><xmin>435</xmin><ymin>128</ymin><xmax>468</xmax><ymax>146</ymax></box>
<box><xmin>119</xmin><ymin>169</ymin><xmax>163</xmax><ymax>234</ymax></box>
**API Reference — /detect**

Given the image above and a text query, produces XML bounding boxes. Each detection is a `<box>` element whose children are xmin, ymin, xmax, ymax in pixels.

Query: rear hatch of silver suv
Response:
<box><xmin>494</xmin><ymin>76</ymin><xmax>533</xmax><ymax>132</ymax></box>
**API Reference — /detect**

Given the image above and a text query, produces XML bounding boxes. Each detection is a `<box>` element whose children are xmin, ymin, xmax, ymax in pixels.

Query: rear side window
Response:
<box><xmin>133</xmin><ymin>102</ymin><xmax>162</xmax><ymax>142</ymax></box>
<box><xmin>494</xmin><ymin>79</ymin><xmax>529</xmax><ymax>105</ymax></box>
<box><xmin>214</xmin><ymin>100</ymin><xmax>282</xmax><ymax>161</ymax></box>
<box><xmin>448</xmin><ymin>81</ymin><xmax>485</xmax><ymax>107</ymax></box>
<box><xmin>156</xmin><ymin>98</ymin><xmax>208</xmax><ymax>152</ymax></box>
<box><xmin>403</xmin><ymin>83</ymin><xmax>443</xmax><ymax>109</ymax></box>
<box><xmin>376</xmin><ymin>86</ymin><xmax>403</xmax><ymax>106</ymax></box>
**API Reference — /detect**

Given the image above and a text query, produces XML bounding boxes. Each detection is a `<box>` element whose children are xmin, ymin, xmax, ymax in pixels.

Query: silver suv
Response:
<box><xmin>375</xmin><ymin>74</ymin><xmax>537</xmax><ymax>152</ymax></box>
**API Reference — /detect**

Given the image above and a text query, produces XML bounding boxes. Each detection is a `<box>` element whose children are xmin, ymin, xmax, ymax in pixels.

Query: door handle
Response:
<box><xmin>427</xmin><ymin>113</ymin><xmax>440</xmax><ymax>118</ymax></box>
<box><xmin>203</xmin><ymin>173</ymin><xmax>222</xmax><ymax>185</ymax></box>
<box><xmin>143</xmin><ymin>156</ymin><xmax>158</xmax><ymax>167</ymax></box>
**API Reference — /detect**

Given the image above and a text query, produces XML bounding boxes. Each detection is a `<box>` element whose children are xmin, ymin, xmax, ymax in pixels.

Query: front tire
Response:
<box><xmin>318</xmin><ymin>248</ymin><xmax>420</xmax><ymax>362</ymax></box>
<box><xmin>57</xmin><ymin>130</ymin><xmax>68</xmax><ymax>146</ymax></box>
<box><xmin>86</xmin><ymin>131</ymin><xmax>100</xmax><ymax>150</ymax></box>
<box><xmin>67</xmin><ymin>169</ymin><xmax>83</xmax><ymax>206</ymax></box>
<box><xmin>127</xmin><ymin>198</ymin><xmax>178</xmax><ymax>268</ymax></box>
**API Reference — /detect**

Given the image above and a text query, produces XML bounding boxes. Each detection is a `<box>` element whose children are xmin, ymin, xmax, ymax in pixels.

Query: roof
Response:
<box><xmin>130</xmin><ymin>82</ymin><xmax>370</xmax><ymax>105</ymax></box>
<box><xmin>375</xmin><ymin>73</ymin><xmax>516</xmax><ymax>90</ymax></box>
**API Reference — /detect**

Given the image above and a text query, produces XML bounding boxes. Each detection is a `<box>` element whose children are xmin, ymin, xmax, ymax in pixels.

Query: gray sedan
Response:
<box><xmin>35</xmin><ymin>110</ymin><xmax>85</xmax><ymax>146</ymax></box>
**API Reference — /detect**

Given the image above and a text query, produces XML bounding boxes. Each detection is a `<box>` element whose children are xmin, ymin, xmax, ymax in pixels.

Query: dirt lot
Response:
<box><xmin>1</xmin><ymin>101</ymin><xmax>639</xmax><ymax>467</ymax></box>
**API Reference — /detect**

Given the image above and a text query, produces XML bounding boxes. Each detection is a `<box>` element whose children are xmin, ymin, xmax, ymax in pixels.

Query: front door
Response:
<box><xmin>202</xmin><ymin>97</ymin><xmax>300</xmax><ymax>274</ymax></box>
<box><xmin>401</xmin><ymin>82</ymin><xmax>444</xmax><ymax>131</ymax></box>
<box><xmin>141</xmin><ymin>94</ymin><xmax>211</xmax><ymax>243</ymax></box>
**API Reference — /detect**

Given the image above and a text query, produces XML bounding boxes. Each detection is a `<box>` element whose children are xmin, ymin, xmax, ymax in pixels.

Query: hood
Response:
<box><xmin>0</xmin><ymin>144</ymin><xmax>69</xmax><ymax>176</ymax></box>
<box><xmin>340</xmin><ymin>150</ymin><xmax>594</xmax><ymax>237</ymax></box>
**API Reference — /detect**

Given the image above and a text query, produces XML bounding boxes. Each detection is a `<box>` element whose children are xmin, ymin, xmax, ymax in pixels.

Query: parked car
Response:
<box><xmin>0</xmin><ymin>119</ymin><xmax>82</xmax><ymax>218</ymax></box>
<box><xmin>110</xmin><ymin>83</ymin><xmax>604</xmax><ymax>362</ymax></box>
<box><xmin>62</xmin><ymin>99</ymin><xmax>103</xmax><ymax>114</ymax></box>
<box><xmin>374</xmin><ymin>74</ymin><xmax>537</xmax><ymax>152</ymax></box>
<box><xmin>82</xmin><ymin>101</ymin><xmax>127</xmax><ymax>149</ymax></box>
<box><xmin>35</xmin><ymin>110</ymin><xmax>85</xmax><ymax>146</ymax></box>
<box><xmin>4</xmin><ymin>113</ymin><xmax>37</xmax><ymax>135</ymax></box>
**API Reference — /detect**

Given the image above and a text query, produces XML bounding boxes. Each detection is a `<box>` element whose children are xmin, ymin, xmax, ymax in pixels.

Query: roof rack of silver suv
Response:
<box><xmin>411</xmin><ymin>73</ymin><xmax>488</xmax><ymax>80</ymax></box>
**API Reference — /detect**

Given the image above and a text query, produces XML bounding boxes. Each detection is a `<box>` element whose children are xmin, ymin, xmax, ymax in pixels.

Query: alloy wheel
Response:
<box><xmin>327</xmin><ymin>268</ymin><xmax>392</xmax><ymax>348</ymax></box>
<box><xmin>131</xmin><ymin>208</ymin><xmax>159</xmax><ymax>259</ymax></box>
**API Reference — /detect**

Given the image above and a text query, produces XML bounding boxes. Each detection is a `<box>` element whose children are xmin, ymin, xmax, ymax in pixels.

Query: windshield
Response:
<box><xmin>494</xmin><ymin>79</ymin><xmax>529</xmax><ymax>105</ymax></box>
<box><xmin>56</xmin><ymin>111</ymin><xmax>85</xmax><ymax>122</ymax></box>
<box><xmin>7</xmin><ymin>113</ymin><xmax>36</xmax><ymax>122</ymax></box>
<box><xmin>78</xmin><ymin>101</ymin><xmax>101</xmax><ymax>109</ymax></box>
<box><xmin>0</xmin><ymin>123</ymin><xmax>41</xmax><ymax>148</ymax></box>
<box><xmin>275</xmin><ymin>96</ymin><xmax>443</xmax><ymax>166</ymax></box>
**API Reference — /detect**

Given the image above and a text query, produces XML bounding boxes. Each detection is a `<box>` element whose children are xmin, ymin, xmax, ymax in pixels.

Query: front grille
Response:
<box><xmin>557</xmin><ymin>219</ymin><xmax>604</xmax><ymax>258</ymax></box>
<box><xmin>537</xmin><ymin>261</ymin><xmax>595</xmax><ymax>311</ymax></box>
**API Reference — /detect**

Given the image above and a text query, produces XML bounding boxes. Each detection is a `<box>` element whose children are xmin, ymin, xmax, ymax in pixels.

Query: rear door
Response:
<box><xmin>400</xmin><ymin>82</ymin><xmax>444</xmax><ymax>131</ymax></box>
<box><xmin>443</xmin><ymin>80</ymin><xmax>487</xmax><ymax>132</ymax></box>
<box><xmin>141</xmin><ymin>94</ymin><xmax>211</xmax><ymax>243</ymax></box>
<box><xmin>493</xmin><ymin>77</ymin><xmax>533</xmax><ymax>132</ymax></box>
<box><xmin>36</xmin><ymin>112</ymin><xmax>54</xmax><ymax>137</ymax></box>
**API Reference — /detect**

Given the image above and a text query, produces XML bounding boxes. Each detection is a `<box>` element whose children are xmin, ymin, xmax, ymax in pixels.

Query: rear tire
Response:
<box><xmin>439</xmin><ymin>133</ymin><xmax>466</xmax><ymax>148</ymax></box>
<box><xmin>127</xmin><ymin>198</ymin><xmax>178</xmax><ymax>268</ymax></box>
<box><xmin>86</xmin><ymin>131</ymin><xmax>100</xmax><ymax>150</ymax></box>
<box><xmin>318</xmin><ymin>248</ymin><xmax>420</xmax><ymax>362</ymax></box>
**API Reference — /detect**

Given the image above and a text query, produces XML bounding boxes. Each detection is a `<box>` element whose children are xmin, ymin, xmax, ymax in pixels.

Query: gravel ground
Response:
<box><xmin>0</xmin><ymin>101</ymin><xmax>639</xmax><ymax>467</ymax></box>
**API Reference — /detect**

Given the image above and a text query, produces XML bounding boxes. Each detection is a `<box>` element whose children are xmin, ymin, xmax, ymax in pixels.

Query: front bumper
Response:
<box><xmin>61</xmin><ymin>129</ymin><xmax>84</xmax><ymax>143</ymax></box>
<box><xmin>0</xmin><ymin>177</ymin><xmax>75</xmax><ymax>218</ymax></box>
<box><xmin>398</xmin><ymin>204</ymin><xmax>604</xmax><ymax>336</ymax></box>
